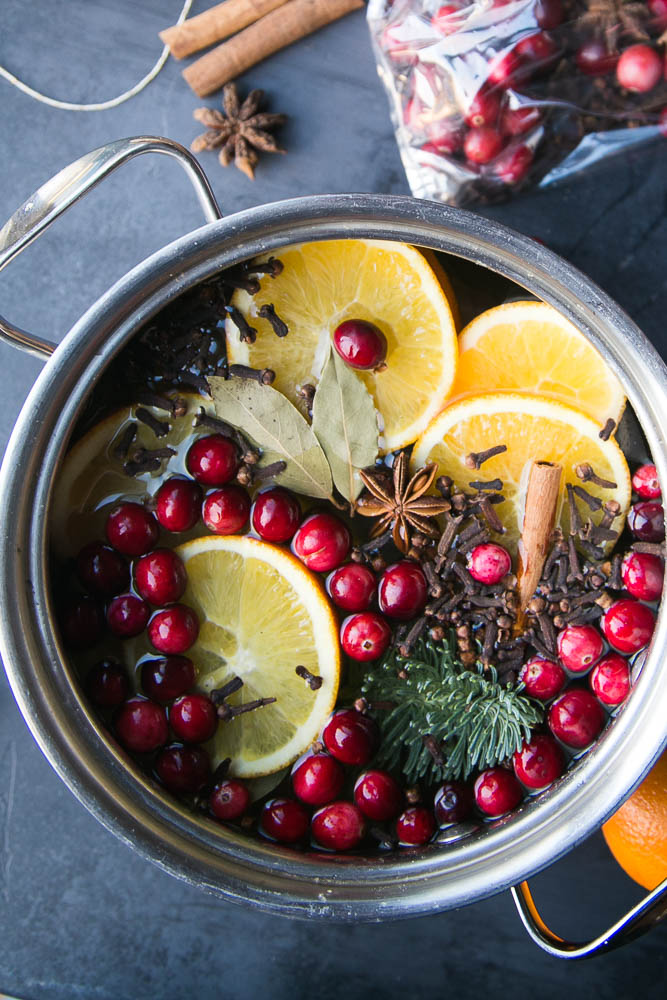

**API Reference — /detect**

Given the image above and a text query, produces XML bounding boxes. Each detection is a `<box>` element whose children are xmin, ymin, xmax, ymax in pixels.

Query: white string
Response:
<box><xmin>0</xmin><ymin>0</ymin><xmax>194</xmax><ymax>112</ymax></box>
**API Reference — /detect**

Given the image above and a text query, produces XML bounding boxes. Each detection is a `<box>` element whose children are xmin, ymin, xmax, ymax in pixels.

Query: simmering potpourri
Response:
<box><xmin>50</xmin><ymin>239</ymin><xmax>663</xmax><ymax>852</ymax></box>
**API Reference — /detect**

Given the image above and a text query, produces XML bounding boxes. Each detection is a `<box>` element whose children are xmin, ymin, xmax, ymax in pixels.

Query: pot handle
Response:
<box><xmin>0</xmin><ymin>136</ymin><xmax>221</xmax><ymax>361</ymax></box>
<box><xmin>512</xmin><ymin>874</ymin><xmax>667</xmax><ymax>959</ymax></box>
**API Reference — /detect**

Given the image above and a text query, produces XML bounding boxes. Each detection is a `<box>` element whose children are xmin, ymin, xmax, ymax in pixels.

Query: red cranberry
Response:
<box><xmin>354</xmin><ymin>770</ymin><xmax>404</xmax><ymax>821</ymax></box>
<box><xmin>649</xmin><ymin>0</ymin><xmax>667</xmax><ymax>28</ymax></box>
<box><xmin>590</xmin><ymin>653</ymin><xmax>631</xmax><ymax>707</ymax></box>
<box><xmin>59</xmin><ymin>596</ymin><xmax>105</xmax><ymax>648</ymax></box>
<box><xmin>340</xmin><ymin>613</ymin><xmax>392</xmax><ymax>662</ymax></box>
<box><xmin>628</xmin><ymin>501</ymin><xmax>664</xmax><ymax>542</ymax></box>
<box><xmin>515</xmin><ymin>31</ymin><xmax>558</xmax><ymax>66</ymax></box>
<box><xmin>396</xmin><ymin>806</ymin><xmax>436</xmax><ymax>846</ymax></box>
<box><xmin>557</xmin><ymin>625</ymin><xmax>604</xmax><ymax>673</ymax></box>
<box><xmin>535</xmin><ymin>0</ymin><xmax>563</xmax><ymax>29</ymax></box>
<box><xmin>169</xmin><ymin>693</ymin><xmax>218</xmax><ymax>743</ymax></box>
<box><xmin>85</xmin><ymin>659</ymin><xmax>129</xmax><ymax>709</ymax></box>
<box><xmin>425</xmin><ymin>116</ymin><xmax>465</xmax><ymax>154</ymax></box>
<box><xmin>434</xmin><ymin>781</ymin><xmax>474</xmax><ymax>825</ymax></box>
<box><xmin>519</xmin><ymin>657</ymin><xmax>566</xmax><ymax>701</ymax></box>
<box><xmin>621</xmin><ymin>551</ymin><xmax>664</xmax><ymax>602</ymax></box>
<box><xmin>202</xmin><ymin>485</ymin><xmax>250</xmax><ymax>535</ymax></box>
<box><xmin>155</xmin><ymin>477</ymin><xmax>203</xmax><ymax>533</ymax></box>
<box><xmin>487</xmin><ymin>49</ymin><xmax>523</xmax><ymax>88</ymax></box>
<box><xmin>115</xmin><ymin>696</ymin><xmax>168</xmax><ymax>753</ymax></box>
<box><xmin>493</xmin><ymin>144</ymin><xmax>533</xmax><ymax>184</ymax></box>
<box><xmin>616</xmin><ymin>44</ymin><xmax>662</xmax><ymax>93</ymax></box>
<box><xmin>431</xmin><ymin>3</ymin><xmax>465</xmax><ymax>35</ymax></box>
<box><xmin>464</xmin><ymin>126</ymin><xmax>503</xmax><ymax>164</ymax></box>
<box><xmin>378</xmin><ymin>561</ymin><xmax>428</xmax><ymax>620</ymax></box>
<box><xmin>464</xmin><ymin>88</ymin><xmax>500</xmax><ymax>128</ymax></box>
<box><xmin>107</xmin><ymin>593</ymin><xmax>150</xmax><ymax>638</ymax></box>
<box><xmin>513</xmin><ymin>732</ymin><xmax>564</xmax><ymax>790</ymax></box>
<box><xmin>134</xmin><ymin>548</ymin><xmax>187</xmax><ymax>605</ymax></box>
<box><xmin>327</xmin><ymin>563</ymin><xmax>376</xmax><ymax>612</ymax></box>
<box><xmin>474</xmin><ymin>767</ymin><xmax>523</xmax><ymax>816</ymax></box>
<box><xmin>148</xmin><ymin>604</ymin><xmax>200</xmax><ymax>654</ymax></box>
<box><xmin>186</xmin><ymin>434</ymin><xmax>239</xmax><ymax>486</ymax></box>
<box><xmin>261</xmin><ymin>797</ymin><xmax>310</xmax><ymax>843</ymax></box>
<box><xmin>548</xmin><ymin>689</ymin><xmax>606</xmax><ymax>748</ymax></box>
<box><xmin>292</xmin><ymin>752</ymin><xmax>345</xmax><ymax>806</ymax></box>
<box><xmin>502</xmin><ymin>105</ymin><xmax>541</xmax><ymax>136</ymax></box>
<box><xmin>632</xmin><ymin>463</ymin><xmax>661</xmax><ymax>499</ymax></box>
<box><xmin>601</xmin><ymin>598</ymin><xmax>655</xmax><ymax>654</ymax></box>
<box><xmin>575</xmin><ymin>39</ymin><xmax>618</xmax><ymax>76</ymax></box>
<box><xmin>141</xmin><ymin>655</ymin><xmax>195</xmax><ymax>703</ymax></box>
<box><xmin>106</xmin><ymin>502</ymin><xmax>159</xmax><ymax>556</ymax></box>
<box><xmin>323</xmin><ymin>708</ymin><xmax>378</xmax><ymax>766</ymax></box>
<box><xmin>312</xmin><ymin>801</ymin><xmax>366</xmax><ymax>851</ymax></box>
<box><xmin>251</xmin><ymin>487</ymin><xmax>301</xmax><ymax>543</ymax></box>
<box><xmin>210</xmin><ymin>778</ymin><xmax>251</xmax><ymax>821</ymax></box>
<box><xmin>292</xmin><ymin>512</ymin><xmax>351</xmax><ymax>572</ymax></box>
<box><xmin>333</xmin><ymin>319</ymin><xmax>388</xmax><ymax>370</ymax></box>
<box><xmin>155</xmin><ymin>744</ymin><xmax>211</xmax><ymax>793</ymax></box>
<box><xmin>76</xmin><ymin>541</ymin><xmax>129</xmax><ymax>597</ymax></box>
<box><xmin>467</xmin><ymin>542</ymin><xmax>511</xmax><ymax>585</ymax></box>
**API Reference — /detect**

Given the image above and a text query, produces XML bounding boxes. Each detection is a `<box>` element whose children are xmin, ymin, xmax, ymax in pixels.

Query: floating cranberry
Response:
<box><xmin>148</xmin><ymin>604</ymin><xmax>200</xmax><ymax>654</ymax></box>
<box><xmin>493</xmin><ymin>144</ymin><xmax>533</xmax><ymax>184</ymax></box>
<box><xmin>115</xmin><ymin>696</ymin><xmax>168</xmax><ymax>753</ymax></box>
<box><xmin>557</xmin><ymin>624</ymin><xmax>604</xmax><ymax>673</ymax></box>
<box><xmin>251</xmin><ymin>487</ymin><xmax>301</xmax><ymax>543</ymax></box>
<box><xmin>515</xmin><ymin>31</ymin><xmax>558</xmax><ymax>67</ymax></box>
<box><xmin>186</xmin><ymin>434</ymin><xmax>239</xmax><ymax>486</ymax></box>
<box><xmin>292</xmin><ymin>753</ymin><xmax>345</xmax><ymax>806</ymax></box>
<box><xmin>155</xmin><ymin>477</ymin><xmax>203</xmax><ymax>533</ymax></box>
<box><xmin>292</xmin><ymin>512</ymin><xmax>351</xmax><ymax>572</ymax></box>
<box><xmin>323</xmin><ymin>708</ymin><xmax>378</xmax><ymax>766</ymax></box>
<box><xmin>203</xmin><ymin>485</ymin><xmax>251</xmax><ymax>535</ymax></box>
<box><xmin>85</xmin><ymin>659</ymin><xmax>129</xmax><ymax>709</ymax></box>
<box><xmin>501</xmin><ymin>105</ymin><xmax>541</xmax><ymax>136</ymax></box>
<box><xmin>59</xmin><ymin>595</ymin><xmax>105</xmax><ymax>649</ymax></box>
<box><xmin>535</xmin><ymin>0</ymin><xmax>563</xmax><ymax>29</ymax></box>
<box><xmin>632</xmin><ymin>463</ymin><xmax>660</xmax><ymax>499</ymax></box>
<box><xmin>141</xmin><ymin>655</ymin><xmax>195</xmax><ymax>703</ymax></box>
<box><xmin>467</xmin><ymin>543</ymin><xmax>512</xmax><ymax>585</ymax></box>
<box><xmin>378</xmin><ymin>561</ymin><xmax>427</xmax><ymax>620</ymax></box>
<box><xmin>107</xmin><ymin>593</ymin><xmax>150</xmax><ymax>638</ymax></box>
<box><xmin>155</xmin><ymin>744</ymin><xmax>211</xmax><ymax>793</ymax></box>
<box><xmin>575</xmin><ymin>39</ymin><xmax>618</xmax><ymax>76</ymax></box>
<box><xmin>425</xmin><ymin>116</ymin><xmax>465</xmax><ymax>154</ymax></box>
<box><xmin>616</xmin><ymin>44</ymin><xmax>662</xmax><ymax>93</ymax></box>
<box><xmin>464</xmin><ymin>125</ymin><xmax>503</xmax><ymax>165</ymax></box>
<box><xmin>431</xmin><ymin>3</ymin><xmax>465</xmax><ymax>35</ymax></box>
<box><xmin>340</xmin><ymin>612</ymin><xmax>392</xmax><ymax>662</ymax></box>
<box><xmin>434</xmin><ymin>781</ymin><xmax>474</xmax><ymax>825</ymax></box>
<box><xmin>210</xmin><ymin>779</ymin><xmax>251</xmax><ymax>821</ymax></box>
<box><xmin>75</xmin><ymin>541</ymin><xmax>129</xmax><ymax>598</ymax></box>
<box><xmin>312</xmin><ymin>801</ymin><xmax>366</xmax><ymax>851</ymax></box>
<box><xmin>601</xmin><ymin>598</ymin><xmax>655</xmax><ymax>654</ymax></box>
<box><xmin>474</xmin><ymin>767</ymin><xmax>523</xmax><ymax>816</ymax></box>
<box><xmin>649</xmin><ymin>0</ymin><xmax>667</xmax><ymax>28</ymax></box>
<box><xmin>622</xmin><ymin>551</ymin><xmax>664</xmax><ymax>602</ymax></box>
<box><xmin>548</xmin><ymin>689</ymin><xmax>606</xmax><ymax>748</ymax></box>
<box><xmin>333</xmin><ymin>319</ymin><xmax>388</xmax><ymax>371</ymax></box>
<box><xmin>354</xmin><ymin>770</ymin><xmax>404</xmax><ymax>821</ymax></box>
<box><xmin>134</xmin><ymin>548</ymin><xmax>187</xmax><ymax>605</ymax></box>
<box><xmin>519</xmin><ymin>657</ymin><xmax>566</xmax><ymax>701</ymax></box>
<box><xmin>327</xmin><ymin>563</ymin><xmax>376</xmax><ymax>612</ymax></box>
<box><xmin>170</xmin><ymin>692</ymin><xmax>218</xmax><ymax>743</ymax></box>
<box><xmin>628</xmin><ymin>501</ymin><xmax>665</xmax><ymax>542</ymax></box>
<box><xmin>261</xmin><ymin>797</ymin><xmax>310</xmax><ymax>843</ymax></box>
<box><xmin>396</xmin><ymin>806</ymin><xmax>436</xmax><ymax>846</ymax></box>
<box><xmin>106</xmin><ymin>502</ymin><xmax>159</xmax><ymax>556</ymax></box>
<box><xmin>464</xmin><ymin>89</ymin><xmax>500</xmax><ymax>128</ymax></box>
<box><xmin>513</xmin><ymin>732</ymin><xmax>564</xmax><ymax>790</ymax></box>
<box><xmin>590</xmin><ymin>653</ymin><xmax>631</xmax><ymax>707</ymax></box>
<box><xmin>488</xmin><ymin>49</ymin><xmax>523</xmax><ymax>88</ymax></box>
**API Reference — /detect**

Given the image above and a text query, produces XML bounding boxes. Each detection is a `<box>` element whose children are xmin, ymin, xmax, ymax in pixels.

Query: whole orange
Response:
<box><xmin>602</xmin><ymin>749</ymin><xmax>667</xmax><ymax>890</ymax></box>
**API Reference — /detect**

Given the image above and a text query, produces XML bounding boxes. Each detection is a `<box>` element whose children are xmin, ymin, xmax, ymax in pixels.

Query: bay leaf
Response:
<box><xmin>208</xmin><ymin>376</ymin><xmax>333</xmax><ymax>499</ymax></box>
<box><xmin>311</xmin><ymin>348</ymin><xmax>379</xmax><ymax>503</ymax></box>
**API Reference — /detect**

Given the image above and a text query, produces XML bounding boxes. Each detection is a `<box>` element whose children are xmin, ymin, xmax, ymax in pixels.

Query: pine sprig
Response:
<box><xmin>362</xmin><ymin>636</ymin><xmax>543</xmax><ymax>785</ymax></box>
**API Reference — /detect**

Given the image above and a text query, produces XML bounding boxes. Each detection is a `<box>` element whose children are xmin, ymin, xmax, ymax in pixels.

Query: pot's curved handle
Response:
<box><xmin>512</xmin><ymin>875</ymin><xmax>667</xmax><ymax>959</ymax></box>
<box><xmin>0</xmin><ymin>136</ymin><xmax>221</xmax><ymax>361</ymax></box>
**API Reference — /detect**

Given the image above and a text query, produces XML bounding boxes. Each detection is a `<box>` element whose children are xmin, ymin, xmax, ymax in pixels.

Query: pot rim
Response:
<box><xmin>1</xmin><ymin>192</ymin><xmax>666</xmax><ymax>919</ymax></box>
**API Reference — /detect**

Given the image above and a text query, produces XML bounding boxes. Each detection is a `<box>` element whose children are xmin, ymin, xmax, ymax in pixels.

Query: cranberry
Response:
<box><xmin>515</xmin><ymin>31</ymin><xmax>558</xmax><ymax>66</ymax></box>
<box><xmin>434</xmin><ymin>781</ymin><xmax>474</xmax><ymax>825</ymax></box>
<box><xmin>493</xmin><ymin>144</ymin><xmax>533</xmax><ymax>184</ymax></box>
<box><xmin>141</xmin><ymin>655</ymin><xmax>195</xmax><ymax>703</ymax></box>
<box><xmin>467</xmin><ymin>542</ymin><xmax>512</xmax><ymax>585</ymax></box>
<box><xmin>59</xmin><ymin>596</ymin><xmax>105</xmax><ymax>648</ymax></box>
<box><xmin>464</xmin><ymin>89</ymin><xmax>500</xmax><ymax>128</ymax></box>
<box><xmin>210</xmin><ymin>779</ymin><xmax>251</xmax><ymax>821</ymax></box>
<box><xmin>396</xmin><ymin>806</ymin><xmax>436</xmax><ymax>846</ymax></box>
<box><xmin>519</xmin><ymin>657</ymin><xmax>566</xmax><ymax>701</ymax></box>
<box><xmin>75</xmin><ymin>541</ymin><xmax>129</xmax><ymax>597</ymax></box>
<box><xmin>327</xmin><ymin>563</ymin><xmax>376</xmax><ymax>612</ymax></box>
<box><xmin>431</xmin><ymin>3</ymin><xmax>465</xmax><ymax>35</ymax></box>
<box><xmin>155</xmin><ymin>477</ymin><xmax>203</xmax><ymax>533</ymax></box>
<box><xmin>378</xmin><ymin>561</ymin><xmax>427</xmax><ymax>620</ymax></box>
<box><xmin>649</xmin><ymin>0</ymin><xmax>667</xmax><ymax>28</ymax></box>
<box><xmin>169</xmin><ymin>693</ymin><xmax>218</xmax><ymax>743</ymax></box>
<box><xmin>115</xmin><ymin>696</ymin><xmax>168</xmax><ymax>753</ymax></box>
<box><xmin>487</xmin><ymin>49</ymin><xmax>523</xmax><ymax>88</ymax></box>
<box><xmin>261</xmin><ymin>797</ymin><xmax>310</xmax><ymax>843</ymax></box>
<box><xmin>292</xmin><ymin>512</ymin><xmax>351</xmax><ymax>572</ymax></box>
<box><xmin>202</xmin><ymin>485</ymin><xmax>250</xmax><ymax>535</ymax></box>
<box><xmin>548</xmin><ymin>688</ymin><xmax>606</xmax><ymax>748</ymax></box>
<box><xmin>474</xmin><ymin>767</ymin><xmax>523</xmax><ymax>816</ymax></box>
<box><xmin>312</xmin><ymin>801</ymin><xmax>366</xmax><ymax>851</ymax></box>
<box><xmin>616</xmin><ymin>44</ymin><xmax>662</xmax><ymax>93</ymax></box>
<box><xmin>513</xmin><ymin>732</ymin><xmax>564</xmax><ymax>789</ymax></box>
<box><xmin>575</xmin><ymin>39</ymin><xmax>618</xmax><ymax>76</ymax></box>
<box><xmin>187</xmin><ymin>433</ymin><xmax>239</xmax><ymax>487</ymax></box>
<box><xmin>155</xmin><ymin>744</ymin><xmax>211</xmax><ymax>793</ymax></box>
<box><xmin>621</xmin><ymin>551</ymin><xmax>664</xmax><ymax>602</ymax></box>
<box><xmin>134</xmin><ymin>548</ymin><xmax>187</xmax><ymax>605</ymax></box>
<box><xmin>632</xmin><ymin>463</ymin><xmax>661</xmax><ymax>499</ymax></box>
<box><xmin>464</xmin><ymin>126</ymin><xmax>503</xmax><ymax>164</ymax></box>
<box><xmin>535</xmin><ymin>0</ymin><xmax>563</xmax><ymax>29</ymax></box>
<box><xmin>292</xmin><ymin>752</ymin><xmax>345</xmax><ymax>806</ymax></box>
<box><xmin>106</xmin><ymin>502</ymin><xmax>159</xmax><ymax>556</ymax></box>
<box><xmin>107</xmin><ymin>593</ymin><xmax>150</xmax><ymax>638</ymax></box>
<box><xmin>354</xmin><ymin>770</ymin><xmax>404</xmax><ymax>821</ymax></box>
<box><xmin>601</xmin><ymin>598</ymin><xmax>655</xmax><ymax>654</ymax></box>
<box><xmin>322</xmin><ymin>708</ymin><xmax>378</xmax><ymax>766</ymax></box>
<box><xmin>148</xmin><ymin>604</ymin><xmax>200</xmax><ymax>654</ymax></box>
<box><xmin>502</xmin><ymin>106</ymin><xmax>541</xmax><ymax>136</ymax></box>
<box><xmin>333</xmin><ymin>319</ymin><xmax>388</xmax><ymax>371</ymax></box>
<box><xmin>340</xmin><ymin>613</ymin><xmax>392</xmax><ymax>662</ymax></box>
<box><xmin>590</xmin><ymin>653</ymin><xmax>631</xmax><ymax>707</ymax></box>
<box><xmin>425</xmin><ymin>116</ymin><xmax>465</xmax><ymax>154</ymax></box>
<box><xmin>557</xmin><ymin>624</ymin><xmax>604</xmax><ymax>673</ymax></box>
<box><xmin>628</xmin><ymin>501</ymin><xmax>665</xmax><ymax>542</ymax></box>
<box><xmin>251</xmin><ymin>487</ymin><xmax>301</xmax><ymax>543</ymax></box>
<box><xmin>85</xmin><ymin>659</ymin><xmax>129</xmax><ymax>709</ymax></box>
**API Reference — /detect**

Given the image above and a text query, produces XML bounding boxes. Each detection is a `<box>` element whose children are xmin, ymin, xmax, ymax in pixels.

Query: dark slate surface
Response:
<box><xmin>0</xmin><ymin>3</ymin><xmax>666</xmax><ymax>998</ymax></box>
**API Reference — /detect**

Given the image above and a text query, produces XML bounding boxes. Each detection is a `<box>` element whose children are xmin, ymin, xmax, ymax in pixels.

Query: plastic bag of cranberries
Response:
<box><xmin>367</xmin><ymin>0</ymin><xmax>667</xmax><ymax>205</ymax></box>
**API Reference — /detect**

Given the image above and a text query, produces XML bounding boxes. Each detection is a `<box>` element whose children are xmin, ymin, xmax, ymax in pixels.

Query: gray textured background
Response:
<box><xmin>1</xmin><ymin>2</ymin><xmax>666</xmax><ymax>998</ymax></box>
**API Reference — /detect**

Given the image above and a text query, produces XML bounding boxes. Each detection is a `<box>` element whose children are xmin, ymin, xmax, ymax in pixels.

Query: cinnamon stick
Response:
<box><xmin>160</xmin><ymin>0</ymin><xmax>289</xmax><ymax>60</ymax></box>
<box><xmin>516</xmin><ymin>461</ymin><xmax>563</xmax><ymax>623</ymax></box>
<box><xmin>183</xmin><ymin>0</ymin><xmax>365</xmax><ymax>97</ymax></box>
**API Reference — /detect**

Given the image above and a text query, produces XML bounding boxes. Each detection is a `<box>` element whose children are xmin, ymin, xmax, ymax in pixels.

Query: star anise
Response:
<box><xmin>356</xmin><ymin>451</ymin><xmax>451</xmax><ymax>554</ymax></box>
<box><xmin>191</xmin><ymin>83</ymin><xmax>287</xmax><ymax>180</ymax></box>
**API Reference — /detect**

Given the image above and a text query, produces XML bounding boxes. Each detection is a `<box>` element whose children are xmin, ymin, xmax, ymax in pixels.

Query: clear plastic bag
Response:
<box><xmin>367</xmin><ymin>0</ymin><xmax>667</xmax><ymax>205</ymax></box>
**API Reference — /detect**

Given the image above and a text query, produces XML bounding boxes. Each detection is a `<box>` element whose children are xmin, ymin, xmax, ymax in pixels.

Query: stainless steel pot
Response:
<box><xmin>1</xmin><ymin>138</ymin><xmax>666</xmax><ymax>957</ymax></box>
